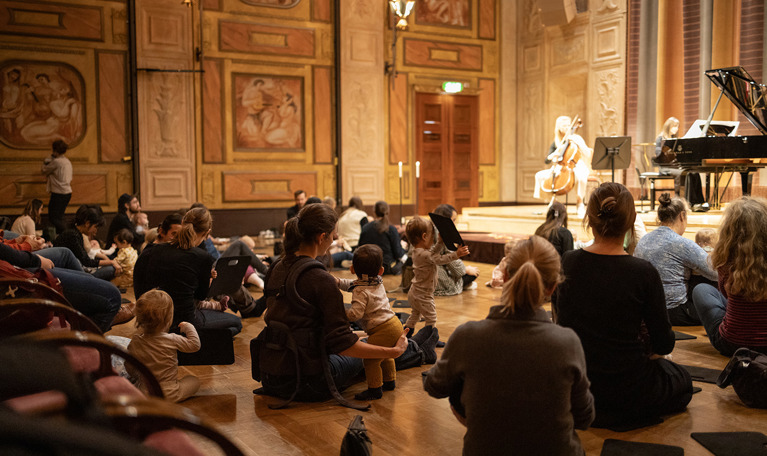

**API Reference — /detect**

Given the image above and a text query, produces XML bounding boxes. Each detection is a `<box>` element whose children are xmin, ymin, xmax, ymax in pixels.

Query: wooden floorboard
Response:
<box><xmin>106</xmin><ymin>209</ymin><xmax>766</xmax><ymax>455</ymax></box>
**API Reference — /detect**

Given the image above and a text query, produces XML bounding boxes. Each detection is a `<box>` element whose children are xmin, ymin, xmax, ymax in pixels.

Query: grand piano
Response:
<box><xmin>657</xmin><ymin>66</ymin><xmax>767</xmax><ymax>208</ymax></box>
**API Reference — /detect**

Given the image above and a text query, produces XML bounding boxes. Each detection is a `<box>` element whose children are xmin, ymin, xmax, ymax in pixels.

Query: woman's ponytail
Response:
<box><xmin>500</xmin><ymin>235</ymin><xmax>562</xmax><ymax>316</ymax></box>
<box><xmin>172</xmin><ymin>207</ymin><xmax>212</xmax><ymax>250</ymax></box>
<box><xmin>283</xmin><ymin>217</ymin><xmax>303</xmax><ymax>255</ymax></box>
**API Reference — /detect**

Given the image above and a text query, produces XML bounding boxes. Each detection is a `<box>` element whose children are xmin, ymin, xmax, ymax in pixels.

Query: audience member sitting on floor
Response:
<box><xmin>554</xmin><ymin>182</ymin><xmax>693</xmax><ymax>428</ymax></box>
<box><xmin>534</xmin><ymin>201</ymin><xmax>573</xmax><ymax>258</ymax></box>
<box><xmin>112</xmin><ymin>229</ymin><xmax>138</xmax><ymax>289</ymax></box>
<box><xmin>337</xmin><ymin>196</ymin><xmax>370</xmax><ymax>249</ymax></box>
<box><xmin>134</xmin><ymin>207</ymin><xmax>246</xmax><ymax>337</ymax></box>
<box><xmin>337</xmin><ymin>244</ymin><xmax>403</xmax><ymax>401</ymax></box>
<box><xmin>358</xmin><ymin>201</ymin><xmax>406</xmax><ymax>275</ymax></box>
<box><xmin>432</xmin><ymin>204</ymin><xmax>480</xmax><ymax>295</ymax></box>
<box><xmin>255</xmin><ymin>203</ymin><xmax>434</xmax><ymax>404</ymax></box>
<box><xmin>693</xmin><ymin>196</ymin><xmax>767</xmax><ymax>357</ymax></box>
<box><xmin>53</xmin><ymin>205</ymin><xmax>122</xmax><ymax>281</ymax></box>
<box><xmin>634</xmin><ymin>193</ymin><xmax>717</xmax><ymax>326</ymax></box>
<box><xmin>0</xmin><ymin>242</ymin><xmax>121</xmax><ymax>332</ymax></box>
<box><xmin>423</xmin><ymin>235</ymin><xmax>594</xmax><ymax>455</ymax></box>
<box><xmin>128</xmin><ymin>289</ymin><xmax>201</xmax><ymax>402</ymax></box>
<box><xmin>106</xmin><ymin>193</ymin><xmax>144</xmax><ymax>254</ymax></box>
<box><xmin>11</xmin><ymin>199</ymin><xmax>44</xmax><ymax>237</ymax></box>
<box><xmin>286</xmin><ymin>189</ymin><xmax>307</xmax><ymax>220</ymax></box>
<box><xmin>153</xmin><ymin>213</ymin><xmax>183</xmax><ymax>244</ymax></box>
<box><xmin>486</xmin><ymin>240</ymin><xmax>517</xmax><ymax>288</ymax></box>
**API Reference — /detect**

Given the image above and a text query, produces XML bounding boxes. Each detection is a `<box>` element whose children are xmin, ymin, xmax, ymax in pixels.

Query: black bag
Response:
<box><xmin>717</xmin><ymin>347</ymin><xmax>767</xmax><ymax>408</ymax></box>
<box><xmin>340</xmin><ymin>415</ymin><xmax>372</xmax><ymax>456</ymax></box>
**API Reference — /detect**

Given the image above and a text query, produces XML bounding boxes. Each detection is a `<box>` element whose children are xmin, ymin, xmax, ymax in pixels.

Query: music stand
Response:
<box><xmin>592</xmin><ymin>136</ymin><xmax>632</xmax><ymax>182</ymax></box>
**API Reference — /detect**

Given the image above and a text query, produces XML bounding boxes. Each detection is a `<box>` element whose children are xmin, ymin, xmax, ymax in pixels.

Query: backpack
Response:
<box><xmin>717</xmin><ymin>347</ymin><xmax>767</xmax><ymax>408</ymax></box>
<box><xmin>250</xmin><ymin>257</ymin><xmax>369</xmax><ymax>411</ymax></box>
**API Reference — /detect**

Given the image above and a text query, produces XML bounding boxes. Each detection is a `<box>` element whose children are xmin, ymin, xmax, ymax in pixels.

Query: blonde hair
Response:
<box><xmin>500</xmin><ymin>235</ymin><xmax>562</xmax><ymax>317</ymax></box>
<box><xmin>695</xmin><ymin>228</ymin><xmax>717</xmax><ymax>250</ymax></box>
<box><xmin>659</xmin><ymin>117</ymin><xmax>680</xmax><ymax>140</ymax></box>
<box><xmin>554</xmin><ymin>116</ymin><xmax>572</xmax><ymax>146</ymax></box>
<box><xmin>503</xmin><ymin>240</ymin><xmax>517</xmax><ymax>256</ymax></box>
<box><xmin>135</xmin><ymin>289</ymin><xmax>174</xmax><ymax>335</ymax></box>
<box><xmin>173</xmin><ymin>207</ymin><xmax>212</xmax><ymax>250</ymax></box>
<box><xmin>710</xmin><ymin>197</ymin><xmax>767</xmax><ymax>300</ymax></box>
<box><xmin>405</xmin><ymin>216</ymin><xmax>432</xmax><ymax>247</ymax></box>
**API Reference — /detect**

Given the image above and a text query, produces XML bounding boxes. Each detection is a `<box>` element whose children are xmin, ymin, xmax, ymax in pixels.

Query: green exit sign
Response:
<box><xmin>442</xmin><ymin>81</ymin><xmax>463</xmax><ymax>93</ymax></box>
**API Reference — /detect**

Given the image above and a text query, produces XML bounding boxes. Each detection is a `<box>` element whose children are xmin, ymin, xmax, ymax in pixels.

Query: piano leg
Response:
<box><xmin>740</xmin><ymin>171</ymin><xmax>753</xmax><ymax>196</ymax></box>
<box><xmin>705</xmin><ymin>173</ymin><xmax>711</xmax><ymax>203</ymax></box>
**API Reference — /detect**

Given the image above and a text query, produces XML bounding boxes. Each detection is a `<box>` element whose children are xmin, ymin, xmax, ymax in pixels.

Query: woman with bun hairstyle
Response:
<box><xmin>693</xmin><ymin>197</ymin><xmax>767</xmax><ymax>356</ymax></box>
<box><xmin>554</xmin><ymin>182</ymin><xmax>692</xmax><ymax>428</ymax></box>
<box><xmin>635</xmin><ymin>193</ymin><xmax>717</xmax><ymax>325</ymax></box>
<box><xmin>358</xmin><ymin>201</ymin><xmax>406</xmax><ymax>275</ymax></box>
<box><xmin>423</xmin><ymin>236</ymin><xmax>593</xmax><ymax>455</ymax></box>
<box><xmin>134</xmin><ymin>207</ymin><xmax>244</xmax><ymax>335</ymax></box>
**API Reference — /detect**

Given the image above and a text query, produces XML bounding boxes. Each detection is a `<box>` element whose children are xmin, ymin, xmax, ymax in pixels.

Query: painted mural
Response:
<box><xmin>416</xmin><ymin>0</ymin><xmax>471</xmax><ymax>27</ymax></box>
<box><xmin>233</xmin><ymin>74</ymin><xmax>303</xmax><ymax>151</ymax></box>
<box><xmin>0</xmin><ymin>61</ymin><xmax>85</xmax><ymax>149</ymax></box>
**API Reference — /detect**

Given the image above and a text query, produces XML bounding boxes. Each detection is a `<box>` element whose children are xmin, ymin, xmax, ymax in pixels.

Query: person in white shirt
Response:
<box><xmin>41</xmin><ymin>140</ymin><xmax>72</xmax><ymax>236</ymax></box>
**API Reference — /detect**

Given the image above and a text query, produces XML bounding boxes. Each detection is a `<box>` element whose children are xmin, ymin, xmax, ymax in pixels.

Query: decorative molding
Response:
<box><xmin>593</xmin><ymin>19</ymin><xmax>622</xmax><ymax>64</ymax></box>
<box><xmin>344</xmin><ymin>80</ymin><xmax>378</xmax><ymax>163</ymax></box>
<box><xmin>0</xmin><ymin>1</ymin><xmax>104</xmax><ymax>42</ymax></box>
<box><xmin>111</xmin><ymin>7</ymin><xmax>127</xmax><ymax>44</ymax></box>
<box><xmin>596</xmin><ymin>0</ymin><xmax>620</xmax><ymax>14</ymax></box>
<box><xmin>523</xmin><ymin>0</ymin><xmax>543</xmax><ymax>36</ymax></box>
<box><xmin>522</xmin><ymin>82</ymin><xmax>543</xmax><ymax>161</ymax></box>
<box><xmin>550</xmin><ymin>33</ymin><xmax>587</xmax><ymax>68</ymax></box>
<box><xmin>219</xmin><ymin>20</ymin><xmax>315</xmax><ymax>57</ymax></box>
<box><xmin>403</xmin><ymin>38</ymin><xmax>483</xmax><ymax>71</ymax></box>
<box><xmin>523</xmin><ymin>45</ymin><xmax>541</xmax><ymax>73</ymax></box>
<box><xmin>595</xmin><ymin>68</ymin><xmax>621</xmax><ymax>137</ymax></box>
<box><xmin>222</xmin><ymin>171</ymin><xmax>317</xmax><ymax>202</ymax></box>
<box><xmin>478</xmin><ymin>0</ymin><xmax>496</xmax><ymax>40</ymax></box>
<box><xmin>97</xmin><ymin>52</ymin><xmax>128</xmax><ymax>163</ymax></box>
<box><xmin>240</xmin><ymin>0</ymin><xmax>301</xmax><ymax>7</ymax></box>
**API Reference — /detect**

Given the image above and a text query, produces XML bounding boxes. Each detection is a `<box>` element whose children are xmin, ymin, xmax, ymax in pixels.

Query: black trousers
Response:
<box><xmin>48</xmin><ymin>192</ymin><xmax>71</xmax><ymax>236</ymax></box>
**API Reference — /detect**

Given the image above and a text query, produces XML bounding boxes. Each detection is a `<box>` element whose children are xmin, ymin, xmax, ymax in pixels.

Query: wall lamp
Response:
<box><xmin>385</xmin><ymin>0</ymin><xmax>415</xmax><ymax>87</ymax></box>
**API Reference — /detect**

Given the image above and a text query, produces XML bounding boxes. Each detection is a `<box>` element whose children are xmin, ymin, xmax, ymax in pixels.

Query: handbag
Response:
<box><xmin>340</xmin><ymin>415</ymin><xmax>372</xmax><ymax>456</ymax></box>
<box><xmin>717</xmin><ymin>347</ymin><xmax>767</xmax><ymax>408</ymax></box>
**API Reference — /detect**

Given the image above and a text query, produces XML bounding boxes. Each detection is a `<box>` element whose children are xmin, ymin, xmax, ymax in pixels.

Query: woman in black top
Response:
<box><xmin>134</xmin><ymin>207</ymin><xmax>242</xmax><ymax>335</ymax></box>
<box><xmin>554</xmin><ymin>182</ymin><xmax>692</xmax><ymax>428</ymax></box>
<box><xmin>53</xmin><ymin>205</ymin><xmax>121</xmax><ymax>281</ymax></box>
<box><xmin>358</xmin><ymin>201</ymin><xmax>405</xmax><ymax>275</ymax></box>
<box><xmin>534</xmin><ymin>201</ymin><xmax>573</xmax><ymax>258</ymax></box>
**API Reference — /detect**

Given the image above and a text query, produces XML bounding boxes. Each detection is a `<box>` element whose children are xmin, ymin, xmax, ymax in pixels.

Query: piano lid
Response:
<box><xmin>705</xmin><ymin>66</ymin><xmax>767</xmax><ymax>135</ymax></box>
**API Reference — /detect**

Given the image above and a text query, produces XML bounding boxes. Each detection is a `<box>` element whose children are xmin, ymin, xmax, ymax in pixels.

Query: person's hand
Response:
<box><xmin>211</xmin><ymin>269</ymin><xmax>218</xmax><ymax>279</ymax></box>
<box><xmin>178</xmin><ymin>321</ymin><xmax>193</xmax><ymax>333</ymax></box>
<box><xmin>111</xmin><ymin>261</ymin><xmax>123</xmax><ymax>274</ymax></box>
<box><xmin>455</xmin><ymin>245</ymin><xmax>470</xmax><ymax>258</ymax></box>
<box><xmin>393</xmin><ymin>327</ymin><xmax>410</xmax><ymax>356</ymax></box>
<box><xmin>465</xmin><ymin>265</ymin><xmax>480</xmax><ymax>276</ymax></box>
<box><xmin>335</xmin><ymin>277</ymin><xmax>341</xmax><ymax>287</ymax></box>
<box><xmin>37</xmin><ymin>255</ymin><xmax>54</xmax><ymax>270</ymax></box>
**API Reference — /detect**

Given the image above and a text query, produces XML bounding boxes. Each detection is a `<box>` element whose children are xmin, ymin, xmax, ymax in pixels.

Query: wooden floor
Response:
<box><xmin>107</xmin><ymin>204</ymin><xmax>765</xmax><ymax>456</ymax></box>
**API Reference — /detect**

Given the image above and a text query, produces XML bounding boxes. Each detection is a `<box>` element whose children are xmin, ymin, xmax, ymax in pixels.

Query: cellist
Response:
<box><xmin>534</xmin><ymin>116</ymin><xmax>593</xmax><ymax>219</ymax></box>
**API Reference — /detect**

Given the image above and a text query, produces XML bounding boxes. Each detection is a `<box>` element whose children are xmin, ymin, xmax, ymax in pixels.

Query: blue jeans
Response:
<box><xmin>693</xmin><ymin>283</ymin><xmax>741</xmax><ymax>356</ymax></box>
<box><xmin>3</xmin><ymin>230</ymin><xmax>19</xmax><ymax>240</ymax></box>
<box><xmin>48</xmin><ymin>267</ymin><xmax>122</xmax><ymax>333</ymax></box>
<box><xmin>331</xmin><ymin>251</ymin><xmax>354</xmax><ymax>268</ymax></box>
<box><xmin>36</xmin><ymin>247</ymin><xmax>84</xmax><ymax>271</ymax></box>
<box><xmin>91</xmin><ymin>265</ymin><xmax>116</xmax><ymax>281</ymax></box>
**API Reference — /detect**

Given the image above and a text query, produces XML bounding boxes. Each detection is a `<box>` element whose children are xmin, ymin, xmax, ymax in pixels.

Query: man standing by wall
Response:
<box><xmin>41</xmin><ymin>139</ymin><xmax>72</xmax><ymax>238</ymax></box>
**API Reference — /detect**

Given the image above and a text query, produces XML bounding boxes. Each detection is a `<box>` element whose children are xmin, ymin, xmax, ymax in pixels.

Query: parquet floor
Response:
<box><xmin>109</xmin><ymin>260</ymin><xmax>767</xmax><ymax>456</ymax></box>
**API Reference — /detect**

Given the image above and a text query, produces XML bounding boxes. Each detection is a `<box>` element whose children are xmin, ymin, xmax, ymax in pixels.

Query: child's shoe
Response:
<box><xmin>382</xmin><ymin>380</ymin><xmax>396</xmax><ymax>391</ymax></box>
<box><xmin>354</xmin><ymin>387</ymin><xmax>383</xmax><ymax>401</ymax></box>
<box><xmin>219</xmin><ymin>295</ymin><xmax>229</xmax><ymax>311</ymax></box>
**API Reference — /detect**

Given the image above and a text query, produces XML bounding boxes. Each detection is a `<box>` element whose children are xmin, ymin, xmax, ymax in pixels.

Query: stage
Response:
<box><xmin>455</xmin><ymin>202</ymin><xmax>725</xmax><ymax>265</ymax></box>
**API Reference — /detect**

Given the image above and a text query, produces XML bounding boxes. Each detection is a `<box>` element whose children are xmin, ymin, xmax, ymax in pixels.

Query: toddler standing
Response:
<box><xmin>112</xmin><ymin>229</ymin><xmax>138</xmax><ymax>288</ymax></box>
<box><xmin>128</xmin><ymin>289</ymin><xmax>201</xmax><ymax>402</ymax></box>
<box><xmin>404</xmin><ymin>216</ymin><xmax>469</xmax><ymax>347</ymax></box>
<box><xmin>337</xmin><ymin>244</ymin><xmax>403</xmax><ymax>400</ymax></box>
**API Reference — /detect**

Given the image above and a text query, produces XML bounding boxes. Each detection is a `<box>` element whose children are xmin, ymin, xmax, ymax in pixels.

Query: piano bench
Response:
<box><xmin>647</xmin><ymin>175</ymin><xmax>676</xmax><ymax>210</ymax></box>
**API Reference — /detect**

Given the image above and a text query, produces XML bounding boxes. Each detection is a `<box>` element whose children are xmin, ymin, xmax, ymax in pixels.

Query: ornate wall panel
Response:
<box><xmin>403</xmin><ymin>39</ymin><xmax>483</xmax><ymax>71</ymax></box>
<box><xmin>219</xmin><ymin>20</ymin><xmax>315</xmax><ymax>57</ymax></box>
<box><xmin>389</xmin><ymin>72</ymin><xmax>408</xmax><ymax>165</ymax></box>
<box><xmin>313</xmin><ymin>66</ymin><xmax>332</xmax><ymax>164</ymax></box>
<box><xmin>478</xmin><ymin>78</ymin><xmax>495</xmax><ymax>165</ymax></box>
<box><xmin>0</xmin><ymin>171</ymin><xmax>107</xmax><ymax>208</ymax></box>
<box><xmin>222</xmin><ymin>171</ymin><xmax>317</xmax><ymax>203</ymax></box>
<box><xmin>97</xmin><ymin>51</ymin><xmax>127</xmax><ymax>163</ymax></box>
<box><xmin>203</xmin><ymin>59</ymin><xmax>224</xmax><ymax>163</ymax></box>
<box><xmin>135</xmin><ymin>0</ymin><xmax>196</xmax><ymax>210</ymax></box>
<box><xmin>312</xmin><ymin>0</ymin><xmax>331</xmax><ymax>22</ymax></box>
<box><xmin>478</xmin><ymin>0</ymin><xmax>496</xmax><ymax>40</ymax></box>
<box><xmin>0</xmin><ymin>1</ymin><xmax>103</xmax><ymax>42</ymax></box>
<box><xmin>592</xmin><ymin>18</ymin><xmax>624</xmax><ymax>65</ymax></box>
<box><xmin>340</xmin><ymin>0</ymin><xmax>385</xmax><ymax>203</ymax></box>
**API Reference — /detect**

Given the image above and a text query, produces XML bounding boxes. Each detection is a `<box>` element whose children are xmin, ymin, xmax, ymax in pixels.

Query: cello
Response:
<box><xmin>539</xmin><ymin>116</ymin><xmax>583</xmax><ymax>197</ymax></box>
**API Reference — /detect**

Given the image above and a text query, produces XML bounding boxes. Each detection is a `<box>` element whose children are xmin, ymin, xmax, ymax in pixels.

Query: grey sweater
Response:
<box><xmin>423</xmin><ymin>306</ymin><xmax>594</xmax><ymax>456</ymax></box>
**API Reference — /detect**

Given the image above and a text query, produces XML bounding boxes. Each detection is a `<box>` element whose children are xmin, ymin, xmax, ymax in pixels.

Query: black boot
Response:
<box><xmin>382</xmin><ymin>380</ymin><xmax>396</xmax><ymax>391</ymax></box>
<box><xmin>354</xmin><ymin>387</ymin><xmax>383</xmax><ymax>401</ymax></box>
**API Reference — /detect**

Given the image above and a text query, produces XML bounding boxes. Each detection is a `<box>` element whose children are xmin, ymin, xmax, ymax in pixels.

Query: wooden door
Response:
<box><xmin>415</xmin><ymin>93</ymin><xmax>478</xmax><ymax>215</ymax></box>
